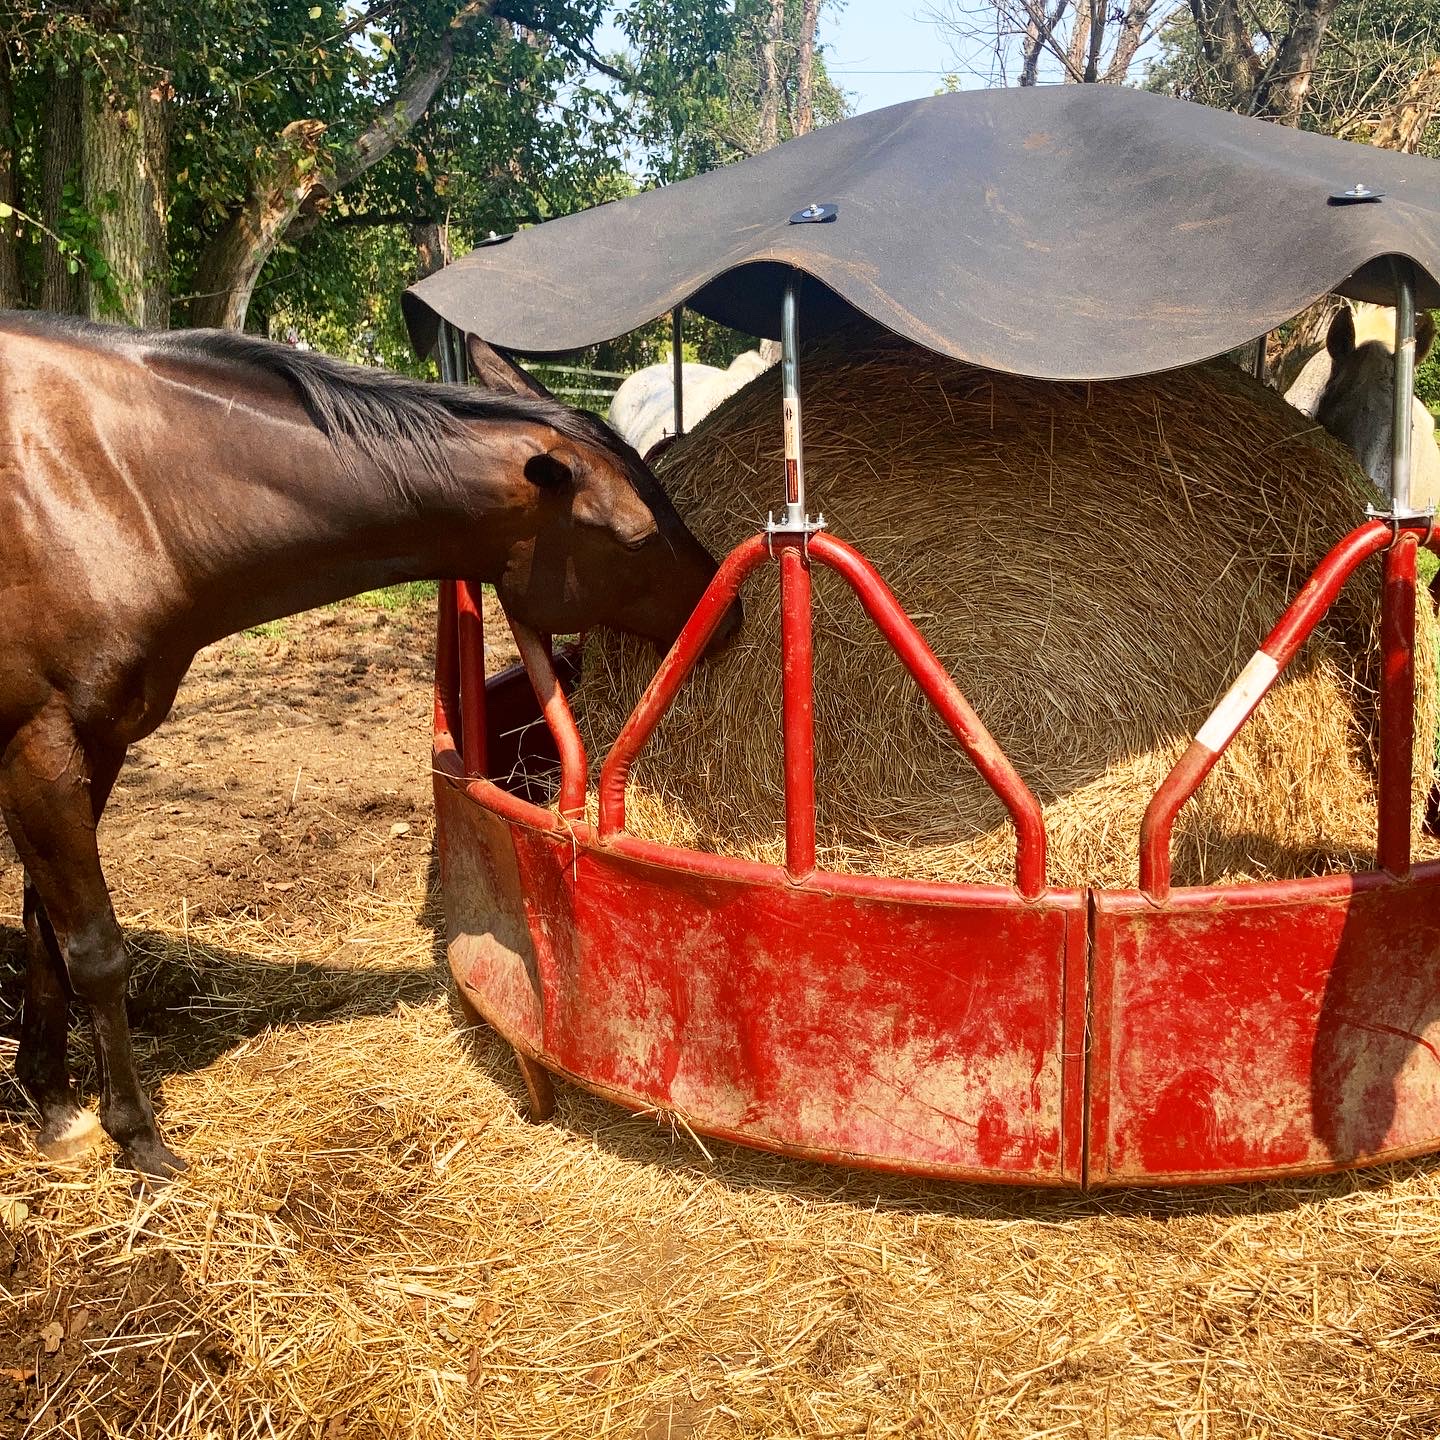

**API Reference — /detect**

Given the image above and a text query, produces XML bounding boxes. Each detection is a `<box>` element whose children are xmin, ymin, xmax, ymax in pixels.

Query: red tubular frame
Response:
<box><xmin>597</xmin><ymin>529</ymin><xmax>1047</xmax><ymax>898</ymax></box>
<box><xmin>1378</xmin><ymin>532</ymin><xmax>1419</xmax><ymax>878</ymax></box>
<box><xmin>599</xmin><ymin>536</ymin><xmax>771</xmax><ymax>837</ymax></box>
<box><xmin>435</xmin><ymin>579</ymin><xmax>459</xmax><ymax>742</ymax></box>
<box><xmin>457</xmin><ymin>579</ymin><xmax>488</xmax><ymax>777</ymax></box>
<box><xmin>1139</xmin><ymin>520</ymin><xmax>1413</xmax><ymax>900</ymax></box>
<box><xmin>808</xmin><ymin>533</ymin><xmax>1047</xmax><ymax>898</ymax></box>
<box><xmin>780</xmin><ymin>543</ymin><xmax>817</xmax><ymax>880</ymax></box>
<box><xmin>506</xmin><ymin>614</ymin><xmax>588</xmax><ymax>820</ymax></box>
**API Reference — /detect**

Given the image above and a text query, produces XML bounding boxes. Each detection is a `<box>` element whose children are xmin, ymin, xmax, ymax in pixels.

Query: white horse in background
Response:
<box><xmin>609</xmin><ymin>348</ymin><xmax>775</xmax><ymax>461</ymax></box>
<box><xmin>1285</xmin><ymin>302</ymin><xmax>1440</xmax><ymax>511</ymax></box>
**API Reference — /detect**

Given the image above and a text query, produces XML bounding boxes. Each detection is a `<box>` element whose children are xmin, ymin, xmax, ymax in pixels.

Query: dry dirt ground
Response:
<box><xmin>0</xmin><ymin>594</ymin><xmax>494</xmax><ymax>1437</ymax></box>
<box><xmin>0</xmin><ymin>595</ymin><xmax>1438</xmax><ymax>1440</ymax></box>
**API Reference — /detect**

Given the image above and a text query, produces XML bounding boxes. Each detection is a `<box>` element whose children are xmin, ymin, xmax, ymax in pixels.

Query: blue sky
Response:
<box><xmin>819</xmin><ymin>1</ymin><xmax>959</xmax><ymax>114</ymax></box>
<box><xmin>592</xmin><ymin>2</ymin><xmax>962</xmax><ymax>122</ymax></box>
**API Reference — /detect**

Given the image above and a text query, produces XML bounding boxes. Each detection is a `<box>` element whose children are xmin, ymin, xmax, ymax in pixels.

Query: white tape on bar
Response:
<box><xmin>1195</xmin><ymin>651</ymin><xmax>1279</xmax><ymax>754</ymax></box>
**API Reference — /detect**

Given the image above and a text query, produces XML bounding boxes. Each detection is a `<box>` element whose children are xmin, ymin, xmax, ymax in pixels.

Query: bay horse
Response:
<box><xmin>0</xmin><ymin>313</ymin><xmax>729</xmax><ymax>1177</ymax></box>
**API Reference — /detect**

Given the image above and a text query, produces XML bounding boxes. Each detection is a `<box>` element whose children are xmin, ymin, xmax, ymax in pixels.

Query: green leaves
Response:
<box><xmin>7</xmin><ymin>0</ymin><xmax>822</xmax><ymax>346</ymax></box>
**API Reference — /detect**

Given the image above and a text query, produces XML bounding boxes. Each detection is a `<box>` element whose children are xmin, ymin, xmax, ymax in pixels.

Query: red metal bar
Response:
<box><xmin>806</xmin><ymin>532</ymin><xmax>1047</xmax><ymax>900</ymax></box>
<box><xmin>599</xmin><ymin>535</ymin><xmax>770</xmax><ymax>838</ymax></box>
<box><xmin>780</xmin><ymin>542</ymin><xmax>817</xmax><ymax>881</ymax></box>
<box><xmin>506</xmin><ymin>613</ymin><xmax>588</xmax><ymax>821</ymax></box>
<box><xmin>1139</xmin><ymin>521</ymin><xmax>1392</xmax><ymax>900</ymax></box>
<box><xmin>435</xmin><ymin>579</ymin><xmax>459</xmax><ymax>742</ymax></box>
<box><xmin>457</xmin><ymin>580</ymin><xmax>488</xmax><ymax>778</ymax></box>
<box><xmin>1378</xmin><ymin>531</ymin><xmax>1419</xmax><ymax>878</ymax></box>
<box><xmin>599</xmin><ymin>530</ymin><xmax>1046</xmax><ymax>896</ymax></box>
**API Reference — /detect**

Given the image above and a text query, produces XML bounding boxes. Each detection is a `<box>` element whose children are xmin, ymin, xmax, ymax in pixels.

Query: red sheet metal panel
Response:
<box><xmin>1090</xmin><ymin>870</ymin><xmax>1440</xmax><ymax>1185</ymax></box>
<box><xmin>438</xmin><ymin>777</ymin><xmax>1087</xmax><ymax>1185</ymax></box>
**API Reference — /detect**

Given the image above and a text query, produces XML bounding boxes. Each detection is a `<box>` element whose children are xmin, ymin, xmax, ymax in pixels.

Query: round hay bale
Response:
<box><xmin>571</xmin><ymin>326</ymin><xmax>1439</xmax><ymax>889</ymax></box>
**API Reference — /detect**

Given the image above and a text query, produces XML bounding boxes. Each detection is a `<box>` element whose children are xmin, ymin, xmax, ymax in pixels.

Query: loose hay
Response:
<box><xmin>573</xmin><ymin>327</ymin><xmax>1440</xmax><ymax>888</ymax></box>
<box><xmin>4</xmin><ymin>868</ymin><xmax>1440</xmax><ymax>1439</ymax></box>
<box><xmin>4</xmin><ymin>602</ymin><xmax>1440</xmax><ymax>1439</ymax></box>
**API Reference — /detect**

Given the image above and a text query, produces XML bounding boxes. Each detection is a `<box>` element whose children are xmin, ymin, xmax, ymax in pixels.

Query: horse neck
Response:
<box><xmin>160</xmin><ymin>412</ymin><xmax>517</xmax><ymax>648</ymax></box>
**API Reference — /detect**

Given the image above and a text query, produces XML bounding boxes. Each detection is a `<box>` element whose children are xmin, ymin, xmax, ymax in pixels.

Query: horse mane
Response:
<box><xmin>7</xmin><ymin>312</ymin><xmax>647</xmax><ymax>502</ymax></box>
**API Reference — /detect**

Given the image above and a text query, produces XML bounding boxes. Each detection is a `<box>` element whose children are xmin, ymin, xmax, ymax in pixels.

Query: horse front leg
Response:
<box><xmin>1</xmin><ymin>711</ymin><xmax>184</xmax><ymax>1177</ymax></box>
<box><xmin>14</xmin><ymin>873</ymin><xmax>103</xmax><ymax>1159</ymax></box>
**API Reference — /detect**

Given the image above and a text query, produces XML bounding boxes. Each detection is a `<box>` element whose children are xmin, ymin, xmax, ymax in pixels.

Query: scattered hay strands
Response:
<box><xmin>3</xmin><ymin>851</ymin><xmax>1440</xmax><ymax>1438</ymax></box>
<box><xmin>573</xmin><ymin>329</ymin><xmax>1440</xmax><ymax>888</ymax></box>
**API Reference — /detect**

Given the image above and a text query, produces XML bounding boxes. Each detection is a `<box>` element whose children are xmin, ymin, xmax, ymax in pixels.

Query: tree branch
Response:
<box><xmin>188</xmin><ymin>0</ymin><xmax>498</xmax><ymax>329</ymax></box>
<box><xmin>492</xmin><ymin>1</ymin><xmax>648</xmax><ymax>92</ymax></box>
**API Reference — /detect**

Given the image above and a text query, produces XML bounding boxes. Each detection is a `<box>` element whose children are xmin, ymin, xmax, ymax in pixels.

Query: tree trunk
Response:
<box><xmin>0</xmin><ymin>43</ymin><xmax>21</xmax><ymax>309</ymax></box>
<box><xmin>411</xmin><ymin>220</ymin><xmax>453</xmax><ymax>280</ymax></box>
<box><xmin>189</xmin><ymin>0</ymin><xmax>494</xmax><ymax>331</ymax></box>
<box><xmin>82</xmin><ymin>5</ymin><xmax>170</xmax><ymax>327</ymax></box>
<box><xmin>1104</xmin><ymin>0</ymin><xmax>1158</xmax><ymax>83</ymax></box>
<box><xmin>793</xmin><ymin>0</ymin><xmax>822</xmax><ymax>136</ymax></box>
<box><xmin>39</xmin><ymin>68</ymin><xmax>83</xmax><ymax>314</ymax></box>
<box><xmin>187</xmin><ymin>119</ymin><xmax>328</xmax><ymax>331</ymax></box>
<box><xmin>1189</xmin><ymin>0</ymin><xmax>1261</xmax><ymax>110</ymax></box>
<box><xmin>1372</xmin><ymin>59</ymin><xmax>1440</xmax><ymax>154</ymax></box>
<box><xmin>756</xmin><ymin>0</ymin><xmax>786</xmax><ymax>149</ymax></box>
<box><xmin>1082</xmin><ymin>0</ymin><xmax>1104</xmax><ymax>80</ymax></box>
<box><xmin>1248</xmin><ymin>0</ymin><xmax>1337</xmax><ymax>123</ymax></box>
<box><xmin>1019</xmin><ymin>0</ymin><xmax>1070</xmax><ymax>86</ymax></box>
<box><xmin>1062</xmin><ymin>1</ymin><xmax>1090</xmax><ymax>81</ymax></box>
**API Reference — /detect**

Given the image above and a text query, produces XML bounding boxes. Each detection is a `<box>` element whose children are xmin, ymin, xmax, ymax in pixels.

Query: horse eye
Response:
<box><xmin>524</xmin><ymin>453</ymin><xmax>572</xmax><ymax>489</ymax></box>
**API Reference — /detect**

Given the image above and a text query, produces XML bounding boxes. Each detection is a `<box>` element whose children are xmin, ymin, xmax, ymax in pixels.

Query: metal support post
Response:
<box><xmin>437</xmin><ymin>319</ymin><xmax>465</xmax><ymax>385</ymax></box>
<box><xmin>671</xmin><ymin>307</ymin><xmax>685</xmax><ymax>439</ymax></box>
<box><xmin>766</xmin><ymin>275</ymin><xmax>826</xmax><ymax>544</ymax></box>
<box><xmin>1392</xmin><ymin>259</ymin><xmax>1418</xmax><ymax>515</ymax></box>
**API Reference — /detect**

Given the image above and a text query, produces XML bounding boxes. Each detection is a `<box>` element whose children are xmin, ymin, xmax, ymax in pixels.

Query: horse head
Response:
<box><xmin>1314</xmin><ymin>303</ymin><xmax>1437</xmax><ymax>496</ymax></box>
<box><xmin>466</xmin><ymin>335</ymin><xmax>740</xmax><ymax>653</ymax></box>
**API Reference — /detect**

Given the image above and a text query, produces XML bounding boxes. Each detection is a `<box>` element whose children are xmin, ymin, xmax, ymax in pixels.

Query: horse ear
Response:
<box><xmin>1326</xmin><ymin>305</ymin><xmax>1356</xmax><ymax>361</ymax></box>
<box><xmin>1417</xmin><ymin>311</ymin><xmax>1436</xmax><ymax>367</ymax></box>
<box><xmin>465</xmin><ymin>333</ymin><xmax>554</xmax><ymax>400</ymax></box>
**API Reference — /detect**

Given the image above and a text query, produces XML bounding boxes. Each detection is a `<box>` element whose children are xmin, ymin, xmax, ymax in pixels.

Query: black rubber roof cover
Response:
<box><xmin>403</xmin><ymin>84</ymin><xmax>1440</xmax><ymax>382</ymax></box>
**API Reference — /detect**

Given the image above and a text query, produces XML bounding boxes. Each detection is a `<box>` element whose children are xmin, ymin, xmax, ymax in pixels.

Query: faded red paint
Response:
<box><xmin>434</xmin><ymin>522</ymin><xmax>1440</xmax><ymax>1187</ymax></box>
<box><xmin>779</xmin><ymin>544</ymin><xmax>816</xmax><ymax>881</ymax></box>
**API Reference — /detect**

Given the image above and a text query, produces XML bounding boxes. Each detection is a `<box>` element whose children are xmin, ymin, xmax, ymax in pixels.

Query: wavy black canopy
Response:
<box><xmin>403</xmin><ymin>85</ymin><xmax>1440</xmax><ymax>382</ymax></box>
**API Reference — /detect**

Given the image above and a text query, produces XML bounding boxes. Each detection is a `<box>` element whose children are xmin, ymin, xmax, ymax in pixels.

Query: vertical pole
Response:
<box><xmin>778</xmin><ymin>273</ymin><xmax>816</xmax><ymax>880</ymax></box>
<box><xmin>1378</xmin><ymin>531</ymin><xmax>1418</xmax><ymax>878</ymax></box>
<box><xmin>437</xmin><ymin>318</ymin><xmax>461</xmax><ymax>384</ymax></box>
<box><xmin>437</xmin><ymin>323</ymin><xmax>489</xmax><ymax>777</ymax></box>
<box><xmin>671</xmin><ymin>306</ymin><xmax>685</xmax><ymax>440</ymax></box>
<box><xmin>780</xmin><ymin>543</ymin><xmax>816</xmax><ymax>880</ymax></box>
<box><xmin>1250</xmin><ymin>332</ymin><xmax>1267</xmax><ymax>384</ymax></box>
<box><xmin>1392</xmin><ymin>260</ymin><xmax>1417</xmax><ymax>513</ymax></box>
<box><xmin>457</xmin><ymin>580</ymin><xmax>488</xmax><ymax>778</ymax></box>
<box><xmin>781</xmin><ymin>280</ymin><xmax>806</xmax><ymax>529</ymax></box>
<box><xmin>435</xmin><ymin>579</ymin><xmax>459</xmax><ymax>741</ymax></box>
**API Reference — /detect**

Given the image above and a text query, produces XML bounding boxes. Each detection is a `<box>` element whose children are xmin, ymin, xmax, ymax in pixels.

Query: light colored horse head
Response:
<box><xmin>1306</xmin><ymin>303</ymin><xmax>1439</xmax><ymax>506</ymax></box>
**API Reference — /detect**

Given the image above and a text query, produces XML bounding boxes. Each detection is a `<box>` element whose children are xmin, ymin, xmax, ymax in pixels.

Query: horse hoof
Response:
<box><xmin>37</xmin><ymin>1110</ymin><xmax>106</xmax><ymax>1163</ymax></box>
<box><xmin>125</xmin><ymin>1140</ymin><xmax>189</xmax><ymax>1181</ymax></box>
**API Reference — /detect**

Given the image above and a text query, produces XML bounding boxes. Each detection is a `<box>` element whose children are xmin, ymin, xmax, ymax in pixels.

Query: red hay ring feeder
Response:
<box><xmin>408</xmin><ymin>87</ymin><xmax>1440</xmax><ymax>1189</ymax></box>
<box><xmin>433</xmin><ymin>513</ymin><xmax>1440</xmax><ymax>1189</ymax></box>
